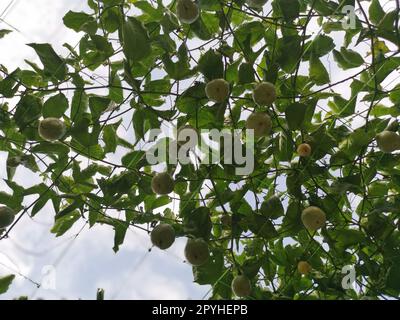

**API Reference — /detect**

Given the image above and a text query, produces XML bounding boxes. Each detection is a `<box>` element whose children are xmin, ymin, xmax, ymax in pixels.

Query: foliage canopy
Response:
<box><xmin>1</xmin><ymin>0</ymin><xmax>400</xmax><ymax>299</ymax></box>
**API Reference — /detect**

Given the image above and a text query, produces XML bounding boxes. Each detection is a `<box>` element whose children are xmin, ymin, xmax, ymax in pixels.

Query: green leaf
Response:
<box><xmin>309</xmin><ymin>53</ymin><xmax>330</xmax><ymax>85</ymax></box>
<box><xmin>260</xmin><ymin>195</ymin><xmax>284</xmax><ymax>219</ymax></box>
<box><xmin>27</xmin><ymin>43</ymin><xmax>67</xmax><ymax>80</ymax></box>
<box><xmin>330</xmin><ymin>229</ymin><xmax>365</xmax><ymax>248</ymax></box>
<box><xmin>71</xmin><ymin>90</ymin><xmax>88</xmax><ymax>120</ymax></box>
<box><xmin>328</xmin><ymin>95</ymin><xmax>356</xmax><ymax>117</ymax></box>
<box><xmin>190</xmin><ymin>14</ymin><xmax>215</xmax><ymax>41</ymax></box>
<box><xmin>276</xmin><ymin>35</ymin><xmax>302</xmax><ymax>73</ymax></box>
<box><xmin>193</xmin><ymin>249</ymin><xmax>224</xmax><ymax>285</ymax></box>
<box><xmin>51</xmin><ymin>211</ymin><xmax>80</xmax><ymax>237</ymax></box>
<box><xmin>248</xmin><ymin>215</ymin><xmax>278</xmax><ymax>240</ymax></box>
<box><xmin>121</xmin><ymin>150</ymin><xmax>146</xmax><ymax>169</ymax></box>
<box><xmin>303</xmin><ymin>34</ymin><xmax>335</xmax><ymax>60</ymax></box>
<box><xmin>89</xmin><ymin>96</ymin><xmax>111</xmax><ymax>120</ymax></box>
<box><xmin>285</xmin><ymin>103</ymin><xmax>307</xmax><ymax>130</ymax></box>
<box><xmin>176</xmin><ymin>82</ymin><xmax>207</xmax><ymax>113</ymax></box>
<box><xmin>103</xmin><ymin>125</ymin><xmax>117</xmax><ymax>154</ymax></box>
<box><xmin>335</xmin><ymin>47</ymin><xmax>364</xmax><ymax>69</ymax></box>
<box><xmin>183</xmin><ymin>207</ymin><xmax>212</xmax><ymax>239</ymax></box>
<box><xmin>132</xmin><ymin>1</ymin><xmax>163</xmax><ymax>20</ymax></box>
<box><xmin>198</xmin><ymin>50</ymin><xmax>224</xmax><ymax>81</ymax></box>
<box><xmin>14</xmin><ymin>95</ymin><xmax>42</xmax><ymax>130</ymax></box>
<box><xmin>369</xmin><ymin>0</ymin><xmax>385</xmax><ymax>25</ymax></box>
<box><xmin>0</xmin><ymin>29</ymin><xmax>12</xmax><ymax>39</ymax></box>
<box><xmin>277</xmin><ymin>133</ymin><xmax>294</xmax><ymax>162</ymax></box>
<box><xmin>0</xmin><ymin>69</ymin><xmax>20</xmax><ymax>98</ymax></box>
<box><xmin>281</xmin><ymin>201</ymin><xmax>302</xmax><ymax>235</ymax></box>
<box><xmin>378</xmin><ymin>10</ymin><xmax>397</xmax><ymax>31</ymax></box>
<box><xmin>43</xmin><ymin>93</ymin><xmax>69</xmax><ymax>118</ymax></box>
<box><xmin>277</xmin><ymin>0</ymin><xmax>300</xmax><ymax>22</ymax></box>
<box><xmin>63</xmin><ymin>11</ymin><xmax>97</xmax><ymax>34</ymax></box>
<box><xmin>0</xmin><ymin>275</ymin><xmax>15</xmax><ymax>295</ymax></box>
<box><xmin>122</xmin><ymin>16</ymin><xmax>152</xmax><ymax>62</ymax></box>
<box><xmin>375</xmin><ymin>57</ymin><xmax>400</xmax><ymax>84</ymax></box>
<box><xmin>109</xmin><ymin>72</ymin><xmax>123</xmax><ymax>104</ymax></box>
<box><xmin>238</xmin><ymin>62</ymin><xmax>255</xmax><ymax>84</ymax></box>
<box><xmin>386</xmin><ymin>256</ymin><xmax>400</xmax><ymax>291</ymax></box>
<box><xmin>113</xmin><ymin>221</ymin><xmax>127</xmax><ymax>253</ymax></box>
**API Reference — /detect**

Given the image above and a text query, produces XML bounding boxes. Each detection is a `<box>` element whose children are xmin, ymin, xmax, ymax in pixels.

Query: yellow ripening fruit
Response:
<box><xmin>176</xmin><ymin>0</ymin><xmax>200</xmax><ymax>24</ymax></box>
<box><xmin>375</xmin><ymin>130</ymin><xmax>400</xmax><ymax>153</ymax></box>
<box><xmin>252</xmin><ymin>82</ymin><xmax>277</xmax><ymax>106</ymax></box>
<box><xmin>151</xmin><ymin>172</ymin><xmax>175</xmax><ymax>195</ymax></box>
<box><xmin>150</xmin><ymin>224</ymin><xmax>175</xmax><ymax>250</ymax></box>
<box><xmin>231</xmin><ymin>275</ymin><xmax>252</xmax><ymax>297</ymax></box>
<box><xmin>245</xmin><ymin>0</ymin><xmax>268</xmax><ymax>8</ymax></box>
<box><xmin>184</xmin><ymin>238</ymin><xmax>209</xmax><ymax>266</ymax></box>
<box><xmin>297</xmin><ymin>261</ymin><xmax>312</xmax><ymax>275</ymax></box>
<box><xmin>0</xmin><ymin>206</ymin><xmax>15</xmax><ymax>229</ymax></box>
<box><xmin>297</xmin><ymin>143</ymin><xmax>312</xmax><ymax>157</ymax></box>
<box><xmin>38</xmin><ymin>118</ymin><xmax>66</xmax><ymax>142</ymax></box>
<box><xmin>205</xmin><ymin>79</ymin><xmax>230</xmax><ymax>103</ymax></box>
<box><xmin>245</xmin><ymin>112</ymin><xmax>272</xmax><ymax>137</ymax></box>
<box><xmin>301</xmin><ymin>206</ymin><xmax>326</xmax><ymax>231</ymax></box>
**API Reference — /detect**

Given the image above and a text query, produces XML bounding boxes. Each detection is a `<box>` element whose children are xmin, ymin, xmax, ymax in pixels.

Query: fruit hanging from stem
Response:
<box><xmin>184</xmin><ymin>238</ymin><xmax>209</xmax><ymax>266</ymax></box>
<box><xmin>245</xmin><ymin>112</ymin><xmax>272</xmax><ymax>137</ymax></box>
<box><xmin>151</xmin><ymin>172</ymin><xmax>175</xmax><ymax>195</ymax></box>
<box><xmin>205</xmin><ymin>78</ymin><xmax>230</xmax><ymax>103</ymax></box>
<box><xmin>151</xmin><ymin>224</ymin><xmax>176</xmax><ymax>250</ymax></box>
<box><xmin>375</xmin><ymin>130</ymin><xmax>400</xmax><ymax>153</ymax></box>
<box><xmin>252</xmin><ymin>82</ymin><xmax>277</xmax><ymax>106</ymax></box>
<box><xmin>301</xmin><ymin>206</ymin><xmax>326</xmax><ymax>231</ymax></box>
<box><xmin>231</xmin><ymin>275</ymin><xmax>252</xmax><ymax>297</ymax></box>
<box><xmin>297</xmin><ymin>143</ymin><xmax>312</xmax><ymax>157</ymax></box>
<box><xmin>297</xmin><ymin>261</ymin><xmax>312</xmax><ymax>275</ymax></box>
<box><xmin>176</xmin><ymin>0</ymin><xmax>200</xmax><ymax>24</ymax></box>
<box><xmin>38</xmin><ymin>118</ymin><xmax>66</xmax><ymax>142</ymax></box>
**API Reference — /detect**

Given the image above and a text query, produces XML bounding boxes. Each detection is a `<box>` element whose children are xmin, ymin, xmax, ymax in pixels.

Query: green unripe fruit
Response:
<box><xmin>151</xmin><ymin>172</ymin><xmax>175</xmax><ymax>195</ymax></box>
<box><xmin>184</xmin><ymin>238</ymin><xmax>209</xmax><ymax>266</ymax></box>
<box><xmin>205</xmin><ymin>79</ymin><xmax>230</xmax><ymax>103</ymax></box>
<box><xmin>375</xmin><ymin>130</ymin><xmax>400</xmax><ymax>153</ymax></box>
<box><xmin>252</xmin><ymin>82</ymin><xmax>277</xmax><ymax>106</ymax></box>
<box><xmin>301</xmin><ymin>206</ymin><xmax>326</xmax><ymax>231</ymax></box>
<box><xmin>38</xmin><ymin>118</ymin><xmax>66</xmax><ymax>142</ymax></box>
<box><xmin>231</xmin><ymin>275</ymin><xmax>252</xmax><ymax>297</ymax></box>
<box><xmin>150</xmin><ymin>224</ymin><xmax>175</xmax><ymax>250</ymax></box>
<box><xmin>245</xmin><ymin>112</ymin><xmax>272</xmax><ymax>137</ymax></box>
<box><xmin>0</xmin><ymin>206</ymin><xmax>15</xmax><ymax>229</ymax></box>
<box><xmin>176</xmin><ymin>0</ymin><xmax>200</xmax><ymax>24</ymax></box>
